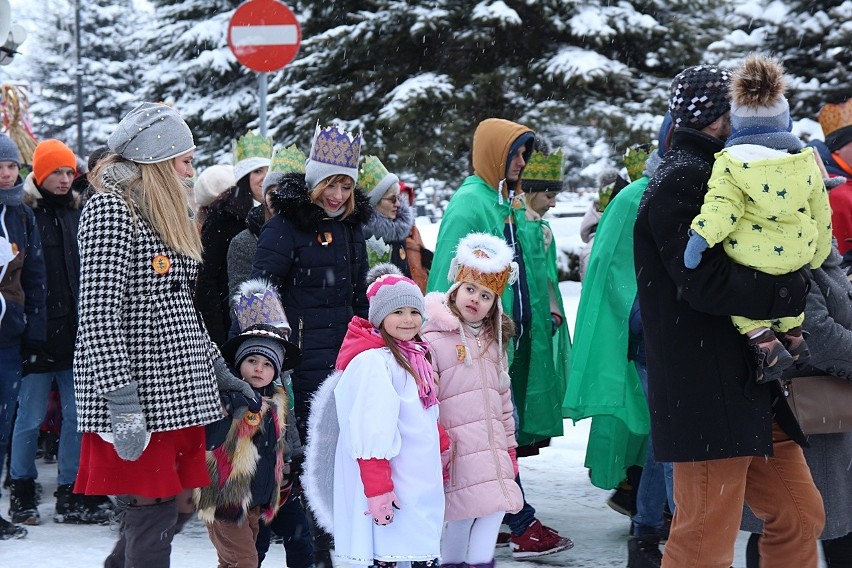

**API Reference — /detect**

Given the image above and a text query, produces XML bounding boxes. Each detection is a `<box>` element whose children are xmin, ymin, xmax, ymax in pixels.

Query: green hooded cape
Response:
<box><xmin>563</xmin><ymin>178</ymin><xmax>650</xmax><ymax>489</ymax></box>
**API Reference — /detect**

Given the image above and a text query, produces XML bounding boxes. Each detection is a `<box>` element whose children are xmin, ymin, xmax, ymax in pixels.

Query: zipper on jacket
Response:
<box><xmin>297</xmin><ymin>317</ymin><xmax>304</xmax><ymax>350</ymax></box>
<box><xmin>450</xmin><ymin>444</ymin><xmax>458</xmax><ymax>487</ymax></box>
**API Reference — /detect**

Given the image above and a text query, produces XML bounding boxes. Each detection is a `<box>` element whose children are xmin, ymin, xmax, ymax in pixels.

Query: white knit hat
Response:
<box><xmin>194</xmin><ymin>164</ymin><xmax>235</xmax><ymax>208</ymax></box>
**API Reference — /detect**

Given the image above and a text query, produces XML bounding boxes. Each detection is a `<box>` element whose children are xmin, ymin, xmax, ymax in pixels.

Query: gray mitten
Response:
<box><xmin>826</xmin><ymin>176</ymin><xmax>847</xmax><ymax>190</ymax></box>
<box><xmin>213</xmin><ymin>355</ymin><xmax>256</xmax><ymax>399</ymax></box>
<box><xmin>103</xmin><ymin>381</ymin><xmax>148</xmax><ymax>461</ymax></box>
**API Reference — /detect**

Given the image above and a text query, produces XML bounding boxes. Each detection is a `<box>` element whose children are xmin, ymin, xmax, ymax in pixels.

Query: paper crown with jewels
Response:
<box><xmin>448</xmin><ymin>232</ymin><xmax>518</xmax><ymax>297</ymax></box>
<box><xmin>304</xmin><ymin>123</ymin><xmax>363</xmax><ymax>188</ymax></box>
<box><xmin>271</xmin><ymin>144</ymin><xmax>306</xmax><ymax>175</ymax></box>
<box><xmin>359</xmin><ymin>155</ymin><xmax>399</xmax><ymax>205</ymax></box>
<box><xmin>231</xmin><ymin>278</ymin><xmax>291</xmax><ymax>336</ymax></box>
<box><xmin>522</xmin><ymin>150</ymin><xmax>564</xmax><ymax>193</ymax></box>
<box><xmin>233</xmin><ymin>131</ymin><xmax>273</xmax><ymax>183</ymax></box>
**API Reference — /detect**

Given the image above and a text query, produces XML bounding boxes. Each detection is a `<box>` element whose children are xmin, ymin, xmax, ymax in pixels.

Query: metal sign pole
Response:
<box><xmin>258</xmin><ymin>73</ymin><xmax>267</xmax><ymax>137</ymax></box>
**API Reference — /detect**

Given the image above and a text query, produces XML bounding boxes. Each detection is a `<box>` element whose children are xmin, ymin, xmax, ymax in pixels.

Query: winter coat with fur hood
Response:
<box><xmin>363</xmin><ymin>200</ymin><xmax>415</xmax><ymax>278</ymax></box>
<box><xmin>249</xmin><ymin>173</ymin><xmax>371</xmax><ymax>438</ymax></box>
<box><xmin>421</xmin><ymin>292</ymin><xmax>522</xmax><ymax>522</ymax></box>
<box><xmin>195</xmin><ymin>384</ymin><xmax>288</xmax><ymax>525</ymax></box>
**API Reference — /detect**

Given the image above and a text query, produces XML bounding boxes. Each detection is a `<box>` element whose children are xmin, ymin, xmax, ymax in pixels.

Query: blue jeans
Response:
<box><xmin>11</xmin><ymin>368</ymin><xmax>80</xmax><ymax>485</ymax></box>
<box><xmin>0</xmin><ymin>345</ymin><xmax>23</xmax><ymax>497</ymax></box>
<box><xmin>632</xmin><ymin>360</ymin><xmax>675</xmax><ymax>537</ymax></box>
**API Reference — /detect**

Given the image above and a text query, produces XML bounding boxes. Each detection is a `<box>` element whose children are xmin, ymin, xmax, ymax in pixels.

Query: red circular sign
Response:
<box><xmin>228</xmin><ymin>0</ymin><xmax>302</xmax><ymax>73</ymax></box>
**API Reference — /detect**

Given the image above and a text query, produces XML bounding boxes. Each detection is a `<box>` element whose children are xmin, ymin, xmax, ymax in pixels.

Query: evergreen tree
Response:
<box><xmin>267</xmin><ymin>0</ymin><xmax>731</xmax><ymax>189</ymax></box>
<box><xmin>707</xmin><ymin>0</ymin><xmax>851</xmax><ymax>121</ymax></box>
<box><xmin>27</xmin><ymin>0</ymin><xmax>145</xmax><ymax>158</ymax></box>
<box><xmin>142</xmin><ymin>0</ymin><xmax>260</xmax><ymax>166</ymax></box>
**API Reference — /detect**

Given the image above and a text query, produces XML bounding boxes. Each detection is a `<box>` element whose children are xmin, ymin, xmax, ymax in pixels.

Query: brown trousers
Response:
<box><xmin>207</xmin><ymin>507</ymin><xmax>262</xmax><ymax>568</ymax></box>
<box><xmin>663</xmin><ymin>422</ymin><xmax>825</xmax><ymax>568</ymax></box>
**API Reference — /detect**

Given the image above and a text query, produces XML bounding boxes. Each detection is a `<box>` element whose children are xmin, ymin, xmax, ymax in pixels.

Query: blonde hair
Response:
<box><xmin>93</xmin><ymin>154</ymin><xmax>203</xmax><ymax>261</ymax></box>
<box><xmin>309</xmin><ymin>174</ymin><xmax>355</xmax><ymax>219</ymax></box>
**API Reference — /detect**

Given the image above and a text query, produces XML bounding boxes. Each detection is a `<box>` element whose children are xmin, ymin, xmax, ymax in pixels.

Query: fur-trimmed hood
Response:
<box><xmin>23</xmin><ymin>172</ymin><xmax>82</xmax><ymax>210</ymax></box>
<box><xmin>423</xmin><ymin>291</ymin><xmax>462</xmax><ymax>333</ymax></box>
<box><xmin>363</xmin><ymin>200</ymin><xmax>415</xmax><ymax>242</ymax></box>
<box><xmin>268</xmin><ymin>172</ymin><xmax>372</xmax><ymax>233</ymax></box>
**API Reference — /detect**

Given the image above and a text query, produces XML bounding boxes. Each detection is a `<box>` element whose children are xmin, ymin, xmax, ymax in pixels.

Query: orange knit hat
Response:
<box><xmin>818</xmin><ymin>99</ymin><xmax>852</xmax><ymax>151</ymax></box>
<box><xmin>32</xmin><ymin>139</ymin><xmax>76</xmax><ymax>185</ymax></box>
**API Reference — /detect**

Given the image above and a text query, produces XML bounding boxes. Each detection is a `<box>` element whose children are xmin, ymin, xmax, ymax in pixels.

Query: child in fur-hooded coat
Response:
<box><xmin>195</xmin><ymin>324</ymin><xmax>298</xmax><ymax>567</ymax></box>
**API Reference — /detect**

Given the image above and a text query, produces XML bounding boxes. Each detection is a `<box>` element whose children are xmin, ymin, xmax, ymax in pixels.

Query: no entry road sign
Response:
<box><xmin>228</xmin><ymin>0</ymin><xmax>301</xmax><ymax>73</ymax></box>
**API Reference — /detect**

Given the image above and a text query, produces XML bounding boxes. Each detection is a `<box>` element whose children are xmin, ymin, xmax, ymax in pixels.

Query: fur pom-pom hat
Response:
<box><xmin>366</xmin><ymin>263</ymin><xmax>425</xmax><ymax>328</ymax></box>
<box><xmin>231</xmin><ymin>278</ymin><xmax>292</xmax><ymax>336</ymax></box>
<box><xmin>727</xmin><ymin>54</ymin><xmax>800</xmax><ymax>151</ymax></box>
<box><xmin>446</xmin><ymin>232</ymin><xmax>518</xmax><ymax>384</ymax></box>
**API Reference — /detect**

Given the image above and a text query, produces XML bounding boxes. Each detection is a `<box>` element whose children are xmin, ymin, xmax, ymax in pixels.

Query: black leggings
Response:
<box><xmin>370</xmin><ymin>560</ymin><xmax>439</xmax><ymax>567</ymax></box>
<box><xmin>747</xmin><ymin>532</ymin><xmax>852</xmax><ymax>568</ymax></box>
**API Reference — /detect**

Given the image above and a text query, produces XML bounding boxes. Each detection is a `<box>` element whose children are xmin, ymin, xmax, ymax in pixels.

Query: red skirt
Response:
<box><xmin>75</xmin><ymin>426</ymin><xmax>210</xmax><ymax>499</ymax></box>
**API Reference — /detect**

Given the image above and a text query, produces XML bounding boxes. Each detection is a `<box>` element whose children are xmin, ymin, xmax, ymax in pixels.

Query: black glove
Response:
<box><xmin>221</xmin><ymin>389</ymin><xmax>262</xmax><ymax>419</ymax></box>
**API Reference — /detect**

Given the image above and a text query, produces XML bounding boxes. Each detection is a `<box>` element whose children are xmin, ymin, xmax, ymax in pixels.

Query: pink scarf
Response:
<box><xmin>393</xmin><ymin>337</ymin><xmax>439</xmax><ymax>410</ymax></box>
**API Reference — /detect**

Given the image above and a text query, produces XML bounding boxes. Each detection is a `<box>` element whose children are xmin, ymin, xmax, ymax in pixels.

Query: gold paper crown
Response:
<box><xmin>358</xmin><ymin>155</ymin><xmax>396</xmax><ymax>194</ymax></box>
<box><xmin>234</xmin><ymin>131</ymin><xmax>273</xmax><ymax>163</ymax></box>
<box><xmin>819</xmin><ymin>99</ymin><xmax>852</xmax><ymax>137</ymax></box>
<box><xmin>623</xmin><ymin>142</ymin><xmax>656</xmax><ymax>183</ymax></box>
<box><xmin>309</xmin><ymin>124</ymin><xmax>361</xmax><ymax>169</ymax></box>
<box><xmin>523</xmin><ymin>150</ymin><xmax>564</xmax><ymax>182</ymax></box>
<box><xmin>232</xmin><ymin>279</ymin><xmax>290</xmax><ymax>335</ymax></box>
<box><xmin>449</xmin><ymin>233</ymin><xmax>518</xmax><ymax>297</ymax></box>
<box><xmin>271</xmin><ymin>144</ymin><xmax>306</xmax><ymax>174</ymax></box>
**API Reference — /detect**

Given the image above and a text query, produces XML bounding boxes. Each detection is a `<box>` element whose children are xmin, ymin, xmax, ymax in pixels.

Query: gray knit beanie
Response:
<box><xmin>235</xmin><ymin>336</ymin><xmax>285</xmax><ymax>379</ymax></box>
<box><xmin>365</xmin><ymin>263</ymin><xmax>425</xmax><ymax>328</ymax></box>
<box><xmin>108</xmin><ymin>102</ymin><xmax>196</xmax><ymax>164</ymax></box>
<box><xmin>0</xmin><ymin>134</ymin><xmax>21</xmax><ymax>166</ymax></box>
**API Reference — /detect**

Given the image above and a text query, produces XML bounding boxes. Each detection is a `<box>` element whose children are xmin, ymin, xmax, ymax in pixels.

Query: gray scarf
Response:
<box><xmin>0</xmin><ymin>180</ymin><xmax>25</xmax><ymax>206</ymax></box>
<box><xmin>363</xmin><ymin>201</ymin><xmax>415</xmax><ymax>242</ymax></box>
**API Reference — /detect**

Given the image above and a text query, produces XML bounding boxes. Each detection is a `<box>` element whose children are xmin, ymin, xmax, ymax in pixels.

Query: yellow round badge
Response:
<box><xmin>244</xmin><ymin>412</ymin><xmax>261</xmax><ymax>427</ymax></box>
<box><xmin>152</xmin><ymin>255</ymin><xmax>171</xmax><ymax>274</ymax></box>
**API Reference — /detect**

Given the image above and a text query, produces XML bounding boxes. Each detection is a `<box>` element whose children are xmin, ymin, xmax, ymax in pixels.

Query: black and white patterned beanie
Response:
<box><xmin>669</xmin><ymin>65</ymin><xmax>731</xmax><ymax>130</ymax></box>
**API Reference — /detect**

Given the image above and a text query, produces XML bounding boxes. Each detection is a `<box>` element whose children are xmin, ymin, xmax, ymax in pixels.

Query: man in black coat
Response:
<box><xmin>634</xmin><ymin>66</ymin><xmax>825</xmax><ymax>567</ymax></box>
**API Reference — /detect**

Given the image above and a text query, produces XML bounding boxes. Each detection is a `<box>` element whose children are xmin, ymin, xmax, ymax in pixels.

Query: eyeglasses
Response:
<box><xmin>381</xmin><ymin>195</ymin><xmax>400</xmax><ymax>204</ymax></box>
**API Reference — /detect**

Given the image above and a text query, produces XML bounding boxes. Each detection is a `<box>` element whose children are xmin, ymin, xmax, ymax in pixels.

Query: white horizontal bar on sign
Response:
<box><xmin>231</xmin><ymin>25</ymin><xmax>298</xmax><ymax>47</ymax></box>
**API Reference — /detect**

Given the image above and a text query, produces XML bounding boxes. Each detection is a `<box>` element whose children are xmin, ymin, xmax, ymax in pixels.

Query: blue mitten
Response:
<box><xmin>103</xmin><ymin>381</ymin><xmax>147</xmax><ymax>461</ymax></box>
<box><xmin>684</xmin><ymin>232</ymin><xmax>709</xmax><ymax>269</ymax></box>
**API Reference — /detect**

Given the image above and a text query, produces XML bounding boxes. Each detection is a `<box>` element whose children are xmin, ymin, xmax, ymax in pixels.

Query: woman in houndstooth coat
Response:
<box><xmin>73</xmin><ymin>103</ymin><xmax>257</xmax><ymax>567</ymax></box>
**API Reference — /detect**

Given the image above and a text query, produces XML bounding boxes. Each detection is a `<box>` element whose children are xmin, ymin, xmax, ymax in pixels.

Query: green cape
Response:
<box><xmin>563</xmin><ymin>178</ymin><xmax>650</xmax><ymax>489</ymax></box>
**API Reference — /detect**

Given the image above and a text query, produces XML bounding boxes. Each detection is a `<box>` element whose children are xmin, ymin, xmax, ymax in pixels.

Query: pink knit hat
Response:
<box><xmin>366</xmin><ymin>264</ymin><xmax>425</xmax><ymax>328</ymax></box>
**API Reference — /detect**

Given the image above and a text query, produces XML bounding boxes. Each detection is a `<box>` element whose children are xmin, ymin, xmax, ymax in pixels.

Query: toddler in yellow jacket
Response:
<box><xmin>683</xmin><ymin>54</ymin><xmax>832</xmax><ymax>382</ymax></box>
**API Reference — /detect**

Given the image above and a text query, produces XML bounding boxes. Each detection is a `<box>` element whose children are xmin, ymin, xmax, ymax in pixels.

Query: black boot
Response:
<box><xmin>627</xmin><ymin>535</ymin><xmax>662</xmax><ymax>568</ymax></box>
<box><xmin>0</xmin><ymin>513</ymin><xmax>26</xmax><ymax>540</ymax></box>
<box><xmin>105</xmin><ymin>498</ymin><xmax>179</xmax><ymax>568</ymax></box>
<box><xmin>54</xmin><ymin>484</ymin><xmax>111</xmax><ymax>524</ymax></box>
<box><xmin>9</xmin><ymin>478</ymin><xmax>39</xmax><ymax>525</ymax></box>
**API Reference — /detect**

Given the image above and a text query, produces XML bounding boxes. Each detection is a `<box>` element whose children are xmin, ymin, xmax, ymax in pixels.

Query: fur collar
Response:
<box><xmin>23</xmin><ymin>173</ymin><xmax>82</xmax><ymax>210</ymax></box>
<box><xmin>268</xmin><ymin>173</ymin><xmax>372</xmax><ymax>233</ymax></box>
<box><xmin>363</xmin><ymin>200</ymin><xmax>415</xmax><ymax>242</ymax></box>
<box><xmin>423</xmin><ymin>292</ymin><xmax>462</xmax><ymax>333</ymax></box>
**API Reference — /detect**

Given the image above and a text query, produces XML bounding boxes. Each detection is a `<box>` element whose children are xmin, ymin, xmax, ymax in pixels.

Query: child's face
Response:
<box><xmin>239</xmin><ymin>354</ymin><xmax>276</xmax><ymax>389</ymax></box>
<box><xmin>382</xmin><ymin>307</ymin><xmax>423</xmax><ymax>342</ymax></box>
<box><xmin>0</xmin><ymin>161</ymin><xmax>20</xmax><ymax>189</ymax></box>
<box><xmin>454</xmin><ymin>282</ymin><xmax>496</xmax><ymax>323</ymax></box>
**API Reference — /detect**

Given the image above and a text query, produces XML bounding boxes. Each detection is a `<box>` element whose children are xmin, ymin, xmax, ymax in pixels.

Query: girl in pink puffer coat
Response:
<box><xmin>421</xmin><ymin>232</ymin><xmax>523</xmax><ymax>568</ymax></box>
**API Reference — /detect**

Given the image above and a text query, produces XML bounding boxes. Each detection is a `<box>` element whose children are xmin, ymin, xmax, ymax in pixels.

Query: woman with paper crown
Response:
<box><xmin>359</xmin><ymin>155</ymin><xmax>414</xmax><ymax>276</ymax></box>
<box><xmin>250</xmin><ymin>122</ymin><xmax>372</xmax><ymax>568</ymax></box>
<box><xmin>419</xmin><ymin>234</ymin><xmax>524</xmax><ymax>568</ymax></box>
<box><xmin>195</xmin><ymin>131</ymin><xmax>273</xmax><ymax>346</ymax></box>
<box><xmin>73</xmin><ymin>102</ymin><xmax>258</xmax><ymax>566</ymax></box>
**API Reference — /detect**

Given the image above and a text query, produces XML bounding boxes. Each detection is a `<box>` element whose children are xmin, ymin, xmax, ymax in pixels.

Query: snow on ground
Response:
<box><xmin>2</xmin><ymin>224</ymin><xmax>757</xmax><ymax>567</ymax></box>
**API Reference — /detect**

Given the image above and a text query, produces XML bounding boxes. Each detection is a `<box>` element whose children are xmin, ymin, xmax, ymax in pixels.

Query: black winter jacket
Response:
<box><xmin>250</xmin><ymin>173</ymin><xmax>371</xmax><ymax>437</ymax></box>
<box><xmin>195</xmin><ymin>185</ymin><xmax>253</xmax><ymax>346</ymax></box>
<box><xmin>634</xmin><ymin>128</ymin><xmax>811</xmax><ymax>463</ymax></box>
<box><xmin>23</xmin><ymin>178</ymin><xmax>81</xmax><ymax>372</ymax></box>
